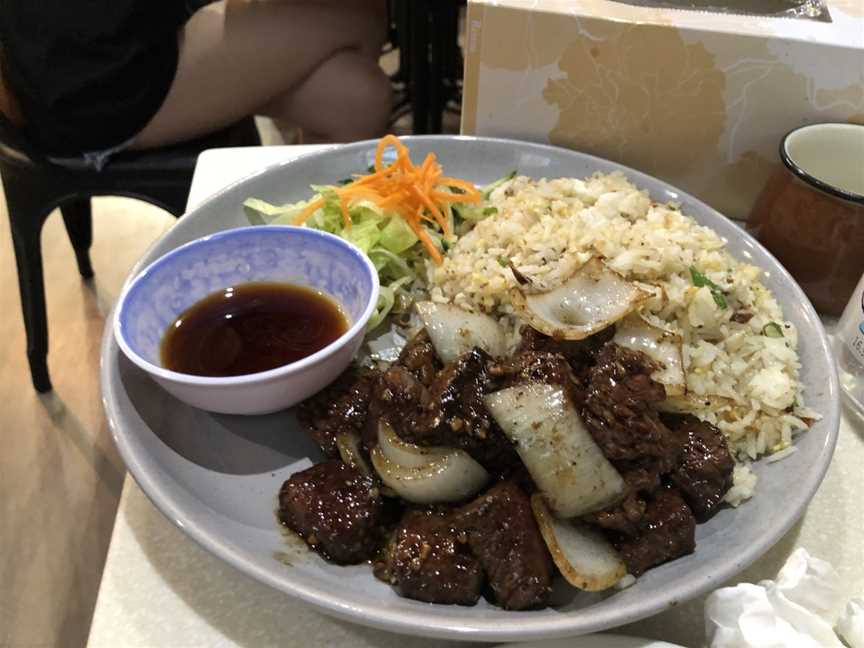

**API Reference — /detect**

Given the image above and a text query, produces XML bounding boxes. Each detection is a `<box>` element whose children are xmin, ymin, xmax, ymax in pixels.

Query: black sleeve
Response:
<box><xmin>0</xmin><ymin>1</ymin><xmax>189</xmax><ymax>153</ymax></box>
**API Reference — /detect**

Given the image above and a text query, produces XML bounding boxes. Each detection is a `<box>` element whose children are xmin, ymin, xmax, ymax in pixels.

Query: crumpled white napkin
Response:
<box><xmin>705</xmin><ymin>548</ymin><xmax>862</xmax><ymax>647</ymax></box>
<box><xmin>837</xmin><ymin>598</ymin><xmax>864</xmax><ymax>648</ymax></box>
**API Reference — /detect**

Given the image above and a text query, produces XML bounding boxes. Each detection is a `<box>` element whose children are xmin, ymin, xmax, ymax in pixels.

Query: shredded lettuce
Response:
<box><xmin>343</xmin><ymin>218</ymin><xmax>381</xmax><ymax>253</ymax></box>
<box><xmin>379</xmin><ymin>216</ymin><xmax>418</xmax><ymax>254</ymax></box>
<box><xmin>368</xmin><ymin>276</ymin><xmax>412</xmax><ymax>331</ymax></box>
<box><xmin>243</xmin><ymin>198</ymin><xmax>301</xmax><ymax>225</ymax></box>
<box><xmin>243</xmin><ymin>190</ymin><xmax>424</xmax><ymax>328</ymax></box>
<box><xmin>242</xmin><ymin>173</ymin><xmax>494</xmax><ymax>330</ymax></box>
<box><xmin>367</xmin><ymin>247</ymin><xmax>414</xmax><ymax>280</ymax></box>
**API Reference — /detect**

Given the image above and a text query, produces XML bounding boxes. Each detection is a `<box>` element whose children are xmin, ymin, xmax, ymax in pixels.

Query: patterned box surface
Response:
<box><xmin>461</xmin><ymin>0</ymin><xmax>864</xmax><ymax>219</ymax></box>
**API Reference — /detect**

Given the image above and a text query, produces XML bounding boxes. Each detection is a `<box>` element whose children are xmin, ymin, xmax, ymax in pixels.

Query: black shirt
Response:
<box><xmin>0</xmin><ymin>2</ymin><xmax>189</xmax><ymax>154</ymax></box>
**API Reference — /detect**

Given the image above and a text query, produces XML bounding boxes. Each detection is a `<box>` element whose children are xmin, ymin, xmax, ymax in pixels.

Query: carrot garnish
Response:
<box><xmin>291</xmin><ymin>135</ymin><xmax>479</xmax><ymax>265</ymax></box>
<box><xmin>338</xmin><ymin>193</ymin><xmax>352</xmax><ymax>229</ymax></box>
<box><xmin>406</xmin><ymin>215</ymin><xmax>444</xmax><ymax>266</ymax></box>
<box><xmin>293</xmin><ymin>196</ymin><xmax>326</xmax><ymax>226</ymax></box>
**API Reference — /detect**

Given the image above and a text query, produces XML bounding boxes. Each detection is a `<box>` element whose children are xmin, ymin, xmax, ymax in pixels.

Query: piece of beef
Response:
<box><xmin>517</xmin><ymin>325</ymin><xmax>613</xmax><ymax>380</ymax></box>
<box><xmin>377</xmin><ymin>509</ymin><xmax>484</xmax><ymax>605</ymax></box>
<box><xmin>278</xmin><ymin>460</ymin><xmax>383</xmax><ymax>564</ymax></box>
<box><xmin>612</xmin><ymin>487</ymin><xmax>696</xmax><ymax>576</ymax></box>
<box><xmin>580</xmin><ymin>344</ymin><xmax>690</xmax><ymax>538</ymax></box>
<box><xmin>396</xmin><ymin>329</ymin><xmax>442</xmax><ymax>386</ymax></box>
<box><xmin>615</xmin><ymin>456</ymin><xmax>666</xmax><ymax>493</ymax></box>
<box><xmin>581</xmin><ymin>455</ymin><xmax>666</xmax><ymax>535</ymax></box>
<box><xmin>457</xmin><ymin>480</ymin><xmax>553</xmax><ymax>610</ymax></box>
<box><xmin>583</xmin><ymin>490</ymin><xmax>647</xmax><ymax>536</ymax></box>
<box><xmin>582</xmin><ymin>343</ymin><xmax>679</xmax><ymax>473</ymax></box>
<box><xmin>362</xmin><ymin>329</ymin><xmax>443</xmax><ymax>446</ymax></box>
<box><xmin>415</xmin><ymin>347</ymin><xmax>497</xmax><ymax>443</ymax></box>
<box><xmin>488</xmin><ymin>350</ymin><xmax>584</xmax><ymax>407</ymax></box>
<box><xmin>362</xmin><ymin>364</ymin><xmax>427</xmax><ymax>449</ymax></box>
<box><xmin>401</xmin><ymin>348</ymin><xmax>519</xmax><ymax>474</ymax></box>
<box><xmin>663</xmin><ymin>414</ymin><xmax>734</xmax><ymax>521</ymax></box>
<box><xmin>296</xmin><ymin>368</ymin><xmax>377</xmax><ymax>458</ymax></box>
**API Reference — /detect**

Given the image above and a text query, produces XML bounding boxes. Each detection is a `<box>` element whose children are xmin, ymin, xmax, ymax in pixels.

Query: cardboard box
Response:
<box><xmin>461</xmin><ymin>0</ymin><xmax>864</xmax><ymax>220</ymax></box>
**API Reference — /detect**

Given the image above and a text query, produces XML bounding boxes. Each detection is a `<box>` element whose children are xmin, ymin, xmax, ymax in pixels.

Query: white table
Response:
<box><xmin>87</xmin><ymin>145</ymin><xmax>864</xmax><ymax>648</ymax></box>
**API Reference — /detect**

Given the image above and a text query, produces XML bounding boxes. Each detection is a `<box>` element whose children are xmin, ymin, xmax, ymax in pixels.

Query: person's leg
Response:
<box><xmin>132</xmin><ymin>0</ymin><xmax>390</xmax><ymax>149</ymax></box>
<box><xmin>261</xmin><ymin>49</ymin><xmax>392</xmax><ymax>143</ymax></box>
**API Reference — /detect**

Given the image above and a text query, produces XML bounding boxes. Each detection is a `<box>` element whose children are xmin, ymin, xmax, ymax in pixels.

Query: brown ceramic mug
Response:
<box><xmin>749</xmin><ymin>123</ymin><xmax>864</xmax><ymax>316</ymax></box>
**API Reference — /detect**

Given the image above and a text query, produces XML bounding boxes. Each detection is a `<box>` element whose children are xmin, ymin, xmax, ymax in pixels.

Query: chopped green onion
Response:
<box><xmin>762</xmin><ymin>322</ymin><xmax>784</xmax><ymax>338</ymax></box>
<box><xmin>689</xmin><ymin>266</ymin><xmax>728</xmax><ymax>309</ymax></box>
<box><xmin>497</xmin><ymin>256</ymin><xmax>507</xmax><ymax>267</ymax></box>
<box><xmin>483</xmin><ymin>207</ymin><xmax>498</xmax><ymax>216</ymax></box>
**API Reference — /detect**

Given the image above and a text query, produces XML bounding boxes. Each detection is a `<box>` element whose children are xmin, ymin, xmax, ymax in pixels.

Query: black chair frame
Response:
<box><xmin>0</xmin><ymin>115</ymin><xmax>260</xmax><ymax>392</ymax></box>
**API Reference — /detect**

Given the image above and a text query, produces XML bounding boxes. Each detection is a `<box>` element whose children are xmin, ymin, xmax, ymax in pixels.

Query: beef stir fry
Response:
<box><xmin>280</xmin><ymin>308</ymin><xmax>734</xmax><ymax>609</ymax></box>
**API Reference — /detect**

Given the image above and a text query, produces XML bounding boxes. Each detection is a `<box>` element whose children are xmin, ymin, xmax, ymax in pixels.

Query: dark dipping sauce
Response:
<box><xmin>160</xmin><ymin>282</ymin><xmax>348</xmax><ymax>377</ymax></box>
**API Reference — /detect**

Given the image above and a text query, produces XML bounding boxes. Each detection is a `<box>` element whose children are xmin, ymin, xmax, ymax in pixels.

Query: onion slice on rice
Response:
<box><xmin>658</xmin><ymin>393</ymin><xmax>734</xmax><ymax>413</ymax></box>
<box><xmin>509</xmin><ymin>258</ymin><xmax>649</xmax><ymax>340</ymax></box>
<box><xmin>614</xmin><ymin>315</ymin><xmax>685</xmax><ymax>396</ymax></box>
<box><xmin>415</xmin><ymin>301</ymin><xmax>507</xmax><ymax>363</ymax></box>
<box><xmin>484</xmin><ymin>382</ymin><xmax>625</xmax><ymax>518</ymax></box>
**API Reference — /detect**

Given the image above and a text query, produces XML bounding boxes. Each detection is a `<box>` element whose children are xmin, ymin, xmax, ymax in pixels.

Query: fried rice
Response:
<box><xmin>428</xmin><ymin>172</ymin><xmax>819</xmax><ymax>504</ymax></box>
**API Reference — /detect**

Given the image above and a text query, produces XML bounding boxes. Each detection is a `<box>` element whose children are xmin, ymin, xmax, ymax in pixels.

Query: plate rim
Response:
<box><xmin>100</xmin><ymin>135</ymin><xmax>841</xmax><ymax>642</ymax></box>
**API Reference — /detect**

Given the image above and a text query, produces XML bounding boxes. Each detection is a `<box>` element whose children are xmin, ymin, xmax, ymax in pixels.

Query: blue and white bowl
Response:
<box><xmin>113</xmin><ymin>225</ymin><xmax>379</xmax><ymax>415</ymax></box>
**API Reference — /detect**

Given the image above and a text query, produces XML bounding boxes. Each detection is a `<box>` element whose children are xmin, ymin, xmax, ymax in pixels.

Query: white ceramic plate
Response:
<box><xmin>101</xmin><ymin>136</ymin><xmax>839</xmax><ymax>642</ymax></box>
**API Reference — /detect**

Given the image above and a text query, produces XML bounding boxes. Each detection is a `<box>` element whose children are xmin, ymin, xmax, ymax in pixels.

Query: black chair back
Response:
<box><xmin>0</xmin><ymin>115</ymin><xmax>261</xmax><ymax>392</ymax></box>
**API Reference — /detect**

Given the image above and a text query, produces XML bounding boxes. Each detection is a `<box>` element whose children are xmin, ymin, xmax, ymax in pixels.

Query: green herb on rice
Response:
<box><xmin>689</xmin><ymin>265</ymin><xmax>728</xmax><ymax>309</ymax></box>
<box><xmin>762</xmin><ymin>322</ymin><xmax>784</xmax><ymax>338</ymax></box>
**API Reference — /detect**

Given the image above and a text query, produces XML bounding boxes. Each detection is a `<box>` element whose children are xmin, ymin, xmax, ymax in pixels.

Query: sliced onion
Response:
<box><xmin>415</xmin><ymin>301</ymin><xmax>506</xmax><ymax>363</ymax></box>
<box><xmin>531</xmin><ymin>494</ymin><xmax>627</xmax><ymax>592</ymax></box>
<box><xmin>335</xmin><ymin>432</ymin><xmax>372</xmax><ymax>476</ymax></box>
<box><xmin>509</xmin><ymin>258</ymin><xmax>649</xmax><ymax>340</ymax></box>
<box><xmin>366</xmin><ymin>326</ymin><xmax>407</xmax><ymax>363</ymax></box>
<box><xmin>484</xmin><ymin>383</ymin><xmax>625</xmax><ymax>518</ymax></box>
<box><xmin>614</xmin><ymin>315</ymin><xmax>685</xmax><ymax>396</ymax></box>
<box><xmin>369</xmin><ymin>446</ymin><xmax>489</xmax><ymax>504</ymax></box>
<box><xmin>658</xmin><ymin>393</ymin><xmax>734</xmax><ymax>413</ymax></box>
<box><xmin>377</xmin><ymin>419</ymin><xmax>449</xmax><ymax>468</ymax></box>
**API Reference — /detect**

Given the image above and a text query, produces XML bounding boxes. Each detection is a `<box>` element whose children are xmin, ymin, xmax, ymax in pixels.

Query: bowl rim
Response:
<box><xmin>112</xmin><ymin>224</ymin><xmax>380</xmax><ymax>385</ymax></box>
<box><xmin>779</xmin><ymin>122</ymin><xmax>864</xmax><ymax>204</ymax></box>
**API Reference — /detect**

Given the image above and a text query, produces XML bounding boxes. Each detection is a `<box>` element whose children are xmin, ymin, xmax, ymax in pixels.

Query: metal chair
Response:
<box><xmin>387</xmin><ymin>0</ymin><xmax>464</xmax><ymax>134</ymax></box>
<box><xmin>0</xmin><ymin>115</ymin><xmax>261</xmax><ymax>392</ymax></box>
